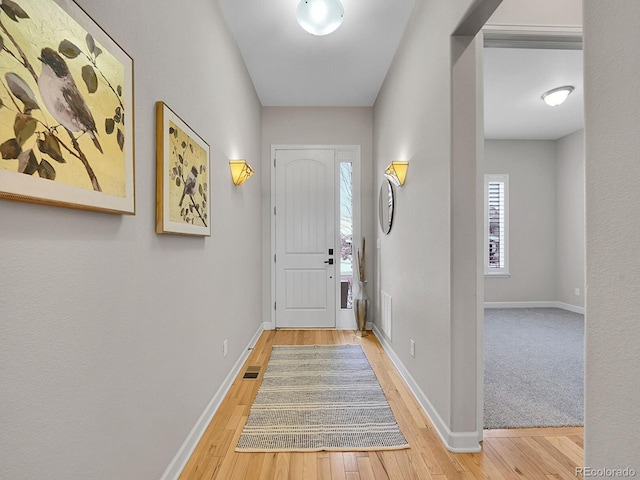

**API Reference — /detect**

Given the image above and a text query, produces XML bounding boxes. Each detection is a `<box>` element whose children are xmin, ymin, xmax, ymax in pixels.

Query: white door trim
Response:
<box><xmin>269</xmin><ymin>145</ymin><xmax>361</xmax><ymax>330</ymax></box>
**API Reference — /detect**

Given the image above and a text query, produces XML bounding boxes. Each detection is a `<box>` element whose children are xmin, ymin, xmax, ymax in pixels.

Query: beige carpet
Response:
<box><xmin>236</xmin><ymin>344</ymin><xmax>409</xmax><ymax>452</ymax></box>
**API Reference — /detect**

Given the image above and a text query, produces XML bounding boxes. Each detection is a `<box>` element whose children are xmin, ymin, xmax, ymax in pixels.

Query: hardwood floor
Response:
<box><xmin>178</xmin><ymin>330</ymin><xmax>584</xmax><ymax>479</ymax></box>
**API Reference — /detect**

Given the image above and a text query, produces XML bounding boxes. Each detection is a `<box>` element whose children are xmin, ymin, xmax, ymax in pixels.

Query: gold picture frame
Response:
<box><xmin>0</xmin><ymin>0</ymin><xmax>135</xmax><ymax>214</ymax></box>
<box><xmin>156</xmin><ymin>101</ymin><xmax>211</xmax><ymax>236</ymax></box>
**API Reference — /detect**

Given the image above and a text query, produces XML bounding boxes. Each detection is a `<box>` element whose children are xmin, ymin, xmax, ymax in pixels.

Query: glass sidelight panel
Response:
<box><xmin>340</xmin><ymin>162</ymin><xmax>353</xmax><ymax>308</ymax></box>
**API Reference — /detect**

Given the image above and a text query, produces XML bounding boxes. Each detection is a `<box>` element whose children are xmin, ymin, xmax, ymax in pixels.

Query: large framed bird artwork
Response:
<box><xmin>0</xmin><ymin>0</ymin><xmax>134</xmax><ymax>214</ymax></box>
<box><xmin>155</xmin><ymin>102</ymin><xmax>211</xmax><ymax>237</ymax></box>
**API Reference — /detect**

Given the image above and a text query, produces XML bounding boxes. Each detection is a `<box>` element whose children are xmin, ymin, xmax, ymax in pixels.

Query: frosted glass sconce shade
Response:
<box><xmin>384</xmin><ymin>161</ymin><xmax>409</xmax><ymax>187</ymax></box>
<box><xmin>230</xmin><ymin>160</ymin><xmax>254</xmax><ymax>186</ymax></box>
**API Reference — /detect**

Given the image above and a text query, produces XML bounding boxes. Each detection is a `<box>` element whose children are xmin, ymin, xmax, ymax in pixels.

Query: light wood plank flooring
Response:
<box><xmin>178</xmin><ymin>330</ymin><xmax>583</xmax><ymax>479</ymax></box>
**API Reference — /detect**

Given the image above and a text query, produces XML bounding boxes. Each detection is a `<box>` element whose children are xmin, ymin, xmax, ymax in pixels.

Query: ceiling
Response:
<box><xmin>218</xmin><ymin>0</ymin><xmax>415</xmax><ymax>107</ymax></box>
<box><xmin>484</xmin><ymin>47</ymin><xmax>584</xmax><ymax>140</ymax></box>
<box><xmin>218</xmin><ymin>1</ymin><xmax>584</xmax><ymax>139</ymax></box>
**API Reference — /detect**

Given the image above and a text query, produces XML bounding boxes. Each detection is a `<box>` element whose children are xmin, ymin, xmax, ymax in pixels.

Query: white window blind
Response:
<box><xmin>484</xmin><ymin>174</ymin><xmax>509</xmax><ymax>275</ymax></box>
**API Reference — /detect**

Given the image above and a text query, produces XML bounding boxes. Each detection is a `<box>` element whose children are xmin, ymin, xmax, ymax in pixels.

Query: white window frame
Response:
<box><xmin>484</xmin><ymin>174</ymin><xmax>510</xmax><ymax>276</ymax></box>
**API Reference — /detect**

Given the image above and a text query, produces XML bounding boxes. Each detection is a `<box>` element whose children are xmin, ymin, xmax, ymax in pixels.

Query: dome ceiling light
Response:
<box><xmin>541</xmin><ymin>85</ymin><xmax>575</xmax><ymax>107</ymax></box>
<box><xmin>296</xmin><ymin>0</ymin><xmax>344</xmax><ymax>36</ymax></box>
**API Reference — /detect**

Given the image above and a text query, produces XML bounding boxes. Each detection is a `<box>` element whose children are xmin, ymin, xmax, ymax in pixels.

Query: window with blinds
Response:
<box><xmin>484</xmin><ymin>174</ymin><xmax>509</xmax><ymax>275</ymax></box>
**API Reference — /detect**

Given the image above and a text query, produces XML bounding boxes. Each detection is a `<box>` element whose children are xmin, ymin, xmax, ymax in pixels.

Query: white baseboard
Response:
<box><xmin>336</xmin><ymin>320</ymin><xmax>374</xmax><ymax>331</ymax></box>
<box><xmin>554</xmin><ymin>302</ymin><xmax>585</xmax><ymax>314</ymax></box>
<box><xmin>267</xmin><ymin>321</ymin><xmax>373</xmax><ymax>331</ymax></box>
<box><xmin>484</xmin><ymin>301</ymin><xmax>584</xmax><ymax>314</ymax></box>
<box><xmin>160</xmin><ymin>324</ymin><xmax>265</xmax><ymax>480</ymax></box>
<box><xmin>371</xmin><ymin>324</ymin><xmax>481</xmax><ymax>453</ymax></box>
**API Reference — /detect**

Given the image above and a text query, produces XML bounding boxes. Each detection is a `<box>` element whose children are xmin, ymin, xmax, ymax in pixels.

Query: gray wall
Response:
<box><xmin>6</xmin><ymin>0</ymin><xmax>639</xmax><ymax>475</ymax></box>
<box><xmin>483</xmin><ymin>0</ymin><xmax>585</xmax><ymax>308</ymax></box>
<box><xmin>584</xmin><ymin>1</ymin><xmax>640</xmax><ymax>471</ymax></box>
<box><xmin>260</xmin><ymin>107</ymin><xmax>374</xmax><ymax>328</ymax></box>
<box><xmin>371</xmin><ymin>0</ymin><xmax>585</xmax><ymax>447</ymax></box>
<box><xmin>487</xmin><ymin>0</ymin><xmax>582</xmax><ymax>26</ymax></box>
<box><xmin>484</xmin><ymin>134</ymin><xmax>585</xmax><ymax>308</ymax></box>
<box><xmin>0</xmin><ymin>1</ymin><xmax>263</xmax><ymax>479</ymax></box>
<box><xmin>556</xmin><ymin>130</ymin><xmax>585</xmax><ymax>308</ymax></box>
<box><xmin>373</xmin><ymin>0</ymin><xmax>486</xmax><ymax>446</ymax></box>
<box><xmin>484</xmin><ymin>140</ymin><xmax>558</xmax><ymax>302</ymax></box>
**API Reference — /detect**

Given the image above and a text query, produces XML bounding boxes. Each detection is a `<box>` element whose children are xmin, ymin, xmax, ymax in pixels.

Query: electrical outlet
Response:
<box><xmin>575</xmin><ymin>288</ymin><xmax>580</xmax><ymax>296</ymax></box>
<box><xmin>223</xmin><ymin>339</ymin><xmax>228</xmax><ymax>358</ymax></box>
<box><xmin>410</xmin><ymin>339</ymin><xmax>415</xmax><ymax>358</ymax></box>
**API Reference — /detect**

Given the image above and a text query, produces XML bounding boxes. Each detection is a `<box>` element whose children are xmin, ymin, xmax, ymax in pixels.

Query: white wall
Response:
<box><xmin>0</xmin><ymin>1</ymin><xmax>263</xmax><ymax>479</ymax></box>
<box><xmin>261</xmin><ymin>107</ymin><xmax>374</xmax><ymax>327</ymax></box>
<box><xmin>584</xmin><ymin>1</ymin><xmax>640</xmax><ymax>471</ymax></box>
<box><xmin>556</xmin><ymin>130</ymin><xmax>585</xmax><ymax>308</ymax></box>
<box><xmin>484</xmin><ymin>140</ymin><xmax>557</xmax><ymax>303</ymax></box>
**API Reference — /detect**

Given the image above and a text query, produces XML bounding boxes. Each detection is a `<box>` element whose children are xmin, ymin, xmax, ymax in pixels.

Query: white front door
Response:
<box><xmin>275</xmin><ymin>149</ymin><xmax>336</xmax><ymax>328</ymax></box>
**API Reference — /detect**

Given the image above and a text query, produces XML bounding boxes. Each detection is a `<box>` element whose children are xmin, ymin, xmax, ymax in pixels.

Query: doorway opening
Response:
<box><xmin>481</xmin><ymin>28</ymin><xmax>585</xmax><ymax>430</ymax></box>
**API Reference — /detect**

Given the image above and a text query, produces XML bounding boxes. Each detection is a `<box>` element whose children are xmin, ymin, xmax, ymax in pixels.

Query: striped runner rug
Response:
<box><xmin>235</xmin><ymin>344</ymin><xmax>409</xmax><ymax>452</ymax></box>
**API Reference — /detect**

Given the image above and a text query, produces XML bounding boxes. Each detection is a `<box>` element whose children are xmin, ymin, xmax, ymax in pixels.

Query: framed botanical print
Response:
<box><xmin>156</xmin><ymin>101</ymin><xmax>210</xmax><ymax>236</ymax></box>
<box><xmin>0</xmin><ymin>0</ymin><xmax>135</xmax><ymax>214</ymax></box>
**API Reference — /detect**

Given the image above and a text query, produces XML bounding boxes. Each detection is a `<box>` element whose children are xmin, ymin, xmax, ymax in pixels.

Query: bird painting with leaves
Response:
<box><xmin>0</xmin><ymin>0</ymin><xmax>128</xmax><ymax>198</ymax></box>
<box><xmin>167</xmin><ymin>121</ymin><xmax>208</xmax><ymax>227</ymax></box>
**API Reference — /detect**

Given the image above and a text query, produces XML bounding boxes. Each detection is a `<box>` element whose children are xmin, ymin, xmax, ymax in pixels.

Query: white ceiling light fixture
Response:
<box><xmin>296</xmin><ymin>0</ymin><xmax>344</xmax><ymax>36</ymax></box>
<box><xmin>541</xmin><ymin>85</ymin><xmax>575</xmax><ymax>107</ymax></box>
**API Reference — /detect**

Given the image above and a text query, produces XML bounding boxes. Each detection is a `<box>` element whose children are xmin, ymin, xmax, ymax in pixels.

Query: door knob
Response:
<box><xmin>324</xmin><ymin>259</ymin><xmax>334</xmax><ymax>265</ymax></box>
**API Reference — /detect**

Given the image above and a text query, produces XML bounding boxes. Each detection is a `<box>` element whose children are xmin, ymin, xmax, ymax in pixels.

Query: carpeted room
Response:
<box><xmin>482</xmin><ymin>129</ymin><xmax>585</xmax><ymax>429</ymax></box>
<box><xmin>483</xmin><ymin>41</ymin><xmax>585</xmax><ymax>427</ymax></box>
<box><xmin>484</xmin><ymin>308</ymin><xmax>584</xmax><ymax>429</ymax></box>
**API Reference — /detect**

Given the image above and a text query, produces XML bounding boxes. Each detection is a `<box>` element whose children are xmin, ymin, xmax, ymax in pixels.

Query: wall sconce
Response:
<box><xmin>384</xmin><ymin>161</ymin><xmax>409</xmax><ymax>187</ymax></box>
<box><xmin>229</xmin><ymin>160</ymin><xmax>254</xmax><ymax>186</ymax></box>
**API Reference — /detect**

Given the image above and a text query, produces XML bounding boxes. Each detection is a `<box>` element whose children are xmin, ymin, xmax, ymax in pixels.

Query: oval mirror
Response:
<box><xmin>378</xmin><ymin>179</ymin><xmax>394</xmax><ymax>234</ymax></box>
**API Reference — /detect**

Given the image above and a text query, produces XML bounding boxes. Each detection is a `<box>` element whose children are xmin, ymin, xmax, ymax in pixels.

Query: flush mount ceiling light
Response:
<box><xmin>541</xmin><ymin>85</ymin><xmax>575</xmax><ymax>107</ymax></box>
<box><xmin>296</xmin><ymin>0</ymin><xmax>344</xmax><ymax>36</ymax></box>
